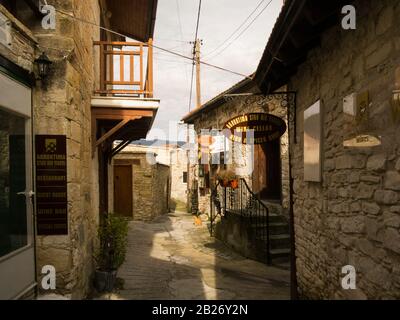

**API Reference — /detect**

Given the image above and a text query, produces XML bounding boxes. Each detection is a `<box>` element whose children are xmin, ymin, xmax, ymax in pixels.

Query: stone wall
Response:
<box><xmin>152</xmin><ymin>163</ymin><xmax>171</xmax><ymax>217</ymax></box>
<box><xmin>35</xmin><ymin>0</ymin><xmax>101</xmax><ymax>299</ymax></box>
<box><xmin>289</xmin><ymin>0</ymin><xmax>400</xmax><ymax>299</ymax></box>
<box><xmin>190</xmin><ymin>86</ymin><xmax>289</xmax><ymax>215</ymax></box>
<box><xmin>0</xmin><ymin>5</ymin><xmax>36</xmax><ymax>72</ymax></box>
<box><xmin>114</xmin><ymin>152</ymin><xmax>171</xmax><ymax>221</ymax></box>
<box><xmin>20</xmin><ymin>0</ymin><xmax>101</xmax><ymax>298</ymax></box>
<box><xmin>122</xmin><ymin>144</ymin><xmax>172</xmax><ymax>165</ymax></box>
<box><xmin>1</xmin><ymin>1</ymin><xmax>101</xmax><ymax>298</ymax></box>
<box><xmin>170</xmin><ymin>148</ymin><xmax>188</xmax><ymax>205</ymax></box>
<box><xmin>120</xmin><ymin>144</ymin><xmax>188</xmax><ymax>209</ymax></box>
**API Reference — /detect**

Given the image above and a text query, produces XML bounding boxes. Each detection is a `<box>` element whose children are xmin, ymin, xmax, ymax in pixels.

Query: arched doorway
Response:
<box><xmin>253</xmin><ymin>139</ymin><xmax>282</xmax><ymax>201</ymax></box>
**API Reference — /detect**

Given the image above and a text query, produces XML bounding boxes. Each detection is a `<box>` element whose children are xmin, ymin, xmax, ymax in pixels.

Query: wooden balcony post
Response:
<box><xmin>94</xmin><ymin>41</ymin><xmax>154</xmax><ymax>97</ymax></box>
<box><xmin>100</xmin><ymin>43</ymin><xmax>105</xmax><ymax>92</ymax></box>
<box><xmin>140</xmin><ymin>44</ymin><xmax>143</xmax><ymax>92</ymax></box>
<box><xmin>148</xmin><ymin>38</ymin><xmax>153</xmax><ymax>98</ymax></box>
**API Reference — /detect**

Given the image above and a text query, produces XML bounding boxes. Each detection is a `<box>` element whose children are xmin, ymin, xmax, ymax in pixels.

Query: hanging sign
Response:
<box><xmin>35</xmin><ymin>135</ymin><xmax>68</xmax><ymax>235</ymax></box>
<box><xmin>224</xmin><ymin>113</ymin><xmax>286</xmax><ymax>144</ymax></box>
<box><xmin>209</xmin><ymin>135</ymin><xmax>229</xmax><ymax>154</ymax></box>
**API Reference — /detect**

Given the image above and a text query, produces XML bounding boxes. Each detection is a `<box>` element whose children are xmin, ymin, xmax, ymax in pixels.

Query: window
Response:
<box><xmin>183</xmin><ymin>172</ymin><xmax>187</xmax><ymax>183</ymax></box>
<box><xmin>0</xmin><ymin>108</ymin><xmax>28</xmax><ymax>257</ymax></box>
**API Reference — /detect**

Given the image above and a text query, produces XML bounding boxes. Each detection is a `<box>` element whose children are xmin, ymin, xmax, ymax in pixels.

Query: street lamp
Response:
<box><xmin>35</xmin><ymin>52</ymin><xmax>52</xmax><ymax>79</ymax></box>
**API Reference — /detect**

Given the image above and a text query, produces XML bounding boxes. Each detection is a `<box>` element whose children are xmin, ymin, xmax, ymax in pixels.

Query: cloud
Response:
<box><xmin>148</xmin><ymin>0</ymin><xmax>282</xmax><ymax>139</ymax></box>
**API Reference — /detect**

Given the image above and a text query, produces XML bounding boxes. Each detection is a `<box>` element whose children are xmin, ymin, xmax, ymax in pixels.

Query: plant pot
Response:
<box><xmin>230</xmin><ymin>179</ymin><xmax>239</xmax><ymax>189</ymax></box>
<box><xmin>94</xmin><ymin>269</ymin><xmax>117</xmax><ymax>293</ymax></box>
<box><xmin>221</xmin><ymin>179</ymin><xmax>230</xmax><ymax>188</ymax></box>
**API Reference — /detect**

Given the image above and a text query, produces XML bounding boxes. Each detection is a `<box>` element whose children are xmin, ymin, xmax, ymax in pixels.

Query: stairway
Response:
<box><xmin>211</xmin><ymin>179</ymin><xmax>291</xmax><ymax>265</ymax></box>
<box><xmin>250</xmin><ymin>202</ymin><xmax>291</xmax><ymax>263</ymax></box>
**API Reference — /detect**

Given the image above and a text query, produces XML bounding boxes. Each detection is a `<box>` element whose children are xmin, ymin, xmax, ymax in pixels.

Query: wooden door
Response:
<box><xmin>114</xmin><ymin>165</ymin><xmax>133</xmax><ymax>217</ymax></box>
<box><xmin>253</xmin><ymin>140</ymin><xmax>282</xmax><ymax>200</ymax></box>
<box><xmin>253</xmin><ymin>145</ymin><xmax>267</xmax><ymax>194</ymax></box>
<box><xmin>262</xmin><ymin>139</ymin><xmax>282</xmax><ymax>200</ymax></box>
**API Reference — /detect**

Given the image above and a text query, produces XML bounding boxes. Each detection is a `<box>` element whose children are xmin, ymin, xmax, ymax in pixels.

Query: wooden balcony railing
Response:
<box><xmin>93</xmin><ymin>40</ymin><xmax>153</xmax><ymax>98</ymax></box>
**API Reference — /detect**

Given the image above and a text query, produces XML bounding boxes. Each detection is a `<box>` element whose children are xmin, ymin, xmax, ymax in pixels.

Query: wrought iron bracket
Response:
<box><xmin>223</xmin><ymin>91</ymin><xmax>297</xmax><ymax>144</ymax></box>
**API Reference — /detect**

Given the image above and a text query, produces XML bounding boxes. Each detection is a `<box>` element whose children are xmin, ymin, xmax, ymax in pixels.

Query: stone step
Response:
<box><xmin>257</xmin><ymin>234</ymin><xmax>291</xmax><ymax>250</ymax></box>
<box><xmin>260</xmin><ymin>201</ymin><xmax>283</xmax><ymax>214</ymax></box>
<box><xmin>270</xmin><ymin>234</ymin><xmax>291</xmax><ymax>250</ymax></box>
<box><xmin>251</xmin><ymin>239</ymin><xmax>290</xmax><ymax>262</ymax></box>
<box><xmin>270</xmin><ymin>248</ymin><xmax>291</xmax><ymax>257</ymax></box>
<box><xmin>251</xmin><ymin>222</ymin><xmax>289</xmax><ymax>235</ymax></box>
<box><xmin>259</xmin><ymin>214</ymin><xmax>287</xmax><ymax>224</ymax></box>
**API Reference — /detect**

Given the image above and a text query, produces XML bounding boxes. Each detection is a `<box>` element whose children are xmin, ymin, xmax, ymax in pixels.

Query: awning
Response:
<box><xmin>104</xmin><ymin>0</ymin><xmax>158</xmax><ymax>42</ymax></box>
<box><xmin>91</xmin><ymin>97</ymin><xmax>159</xmax><ymax>158</ymax></box>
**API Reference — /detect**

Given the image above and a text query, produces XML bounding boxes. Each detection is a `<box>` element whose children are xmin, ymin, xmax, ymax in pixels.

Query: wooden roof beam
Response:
<box><xmin>95</xmin><ymin>119</ymin><xmax>131</xmax><ymax>148</ymax></box>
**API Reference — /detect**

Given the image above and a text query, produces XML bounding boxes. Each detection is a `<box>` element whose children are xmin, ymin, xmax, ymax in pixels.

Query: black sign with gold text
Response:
<box><xmin>224</xmin><ymin>113</ymin><xmax>287</xmax><ymax>144</ymax></box>
<box><xmin>35</xmin><ymin>135</ymin><xmax>68</xmax><ymax>235</ymax></box>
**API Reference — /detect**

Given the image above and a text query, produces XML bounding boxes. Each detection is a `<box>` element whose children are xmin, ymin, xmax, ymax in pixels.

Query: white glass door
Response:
<box><xmin>0</xmin><ymin>71</ymin><xmax>35</xmax><ymax>299</ymax></box>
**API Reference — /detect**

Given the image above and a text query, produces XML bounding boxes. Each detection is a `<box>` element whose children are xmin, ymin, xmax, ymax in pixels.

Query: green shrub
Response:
<box><xmin>95</xmin><ymin>213</ymin><xmax>129</xmax><ymax>271</ymax></box>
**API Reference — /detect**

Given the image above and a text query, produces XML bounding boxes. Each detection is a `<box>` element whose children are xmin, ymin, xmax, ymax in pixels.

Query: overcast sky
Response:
<box><xmin>147</xmin><ymin>0</ymin><xmax>283</xmax><ymax>141</ymax></box>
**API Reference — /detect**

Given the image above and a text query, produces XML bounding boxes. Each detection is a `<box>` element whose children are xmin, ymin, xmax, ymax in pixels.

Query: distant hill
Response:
<box><xmin>130</xmin><ymin>139</ymin><xmax>186</xmax><ymax>148</ymax></box>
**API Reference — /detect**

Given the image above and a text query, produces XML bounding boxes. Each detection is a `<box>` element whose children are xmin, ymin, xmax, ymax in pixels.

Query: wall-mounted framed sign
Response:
<box><xmin>223</xmin><ymin>113</ymin><xmax>286</xmax><ymax>144</ymax></box>
<box><xmin>35</xmin><ymin>135</ymin><xmax>68</xmax><ymax>235</ymax></box>
<box><xmin>304</xmin><ymin>101</ymin><xmax>322</xmax><ymax>182</ymax></box>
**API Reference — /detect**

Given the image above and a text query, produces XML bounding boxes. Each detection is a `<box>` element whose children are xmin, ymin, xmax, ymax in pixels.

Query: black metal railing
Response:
<box><xmin>210</xmin><ymin>178</ymin><xmax>271</xmax><ymax>264</ymax></box>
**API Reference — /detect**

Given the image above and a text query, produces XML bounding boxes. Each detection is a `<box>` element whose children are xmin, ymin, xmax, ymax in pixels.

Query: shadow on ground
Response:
<box><xmin>93</xmin><ymin>211</ymin><xmax>290</xmax><ymax>300</ymax></box>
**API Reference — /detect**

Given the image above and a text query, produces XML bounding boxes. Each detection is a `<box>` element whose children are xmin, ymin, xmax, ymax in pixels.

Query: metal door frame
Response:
<box><xmin>0</xmin><ymin>67</ymin><xmax>36</xmax><ymax>300</ymax></box>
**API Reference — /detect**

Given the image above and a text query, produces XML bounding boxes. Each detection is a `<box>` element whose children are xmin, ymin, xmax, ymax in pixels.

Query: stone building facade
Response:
<box><xmin>114</xmin><ymin>151</ymin><xmax>171</xmax><ymax>222</ymax></box>
<box><xmin>290</xmin><ymin>0</ymin><xmax>400</xmax><ymax>299</ymax></box>
<box><xmin>0</xmin><ymin>0</ymin><xmax>158</xmax><ymax>299</ymax></box>
<box><xmin>183</xmin><ymin>80</ymin><xmax>289</xmax><ymax>216</ymax></box>
<box><xmin>170</xmin><ymin>147</ymin><xmax>188</xmax><ymax>206</ymax></box>
<box><xmin>35</xmin><ymin>0</ymin><xmax>101</xmax><ymax>299</ymax></box>
<box><xmin>118</xmin><ymin>141</ymin><xmax>188</xmax><ymax>208</ymax></box>
<box><xmin>254</xmin><ymin>0</ymin><xmax>400</xmax><ymax>299</ymax></box>
<box><xmin>0</xmin><ymin>0</ymin><xmax>102</xmax><ymax>299</ymax></box>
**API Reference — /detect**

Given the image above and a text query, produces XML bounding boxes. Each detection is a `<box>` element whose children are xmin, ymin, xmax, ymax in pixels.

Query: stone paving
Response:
<box><xmin>96</xmin><ymin>211</ymin><xmax>290</xmax><ymax>300</ymax></box>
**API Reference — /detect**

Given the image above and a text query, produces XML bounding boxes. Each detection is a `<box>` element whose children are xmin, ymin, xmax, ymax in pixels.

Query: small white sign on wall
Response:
<box><xmin>0</xmin><ymin>12</ymin><xmax>11</xmax><ymax>47</ymax></box>
<box><xmin>304</xmin><ymin>100</ymin><xmax>322</xmax><ymax>182</ymax></box>
<box><xmin>343</xmin><ymin>93</ymin><xmax>357</xmax><ymax>116</ymax></box>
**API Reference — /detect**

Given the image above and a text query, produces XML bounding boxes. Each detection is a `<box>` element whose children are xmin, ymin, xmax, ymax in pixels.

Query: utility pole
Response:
<box><xmin>187</xmin><ymin>38</ymin><xmax>202</xmax><ymax>214</ymax></box>
<box><xmin>194</xmin><ymin>39</ymin><xmax>202</xmax><ymax>109</ymax></box>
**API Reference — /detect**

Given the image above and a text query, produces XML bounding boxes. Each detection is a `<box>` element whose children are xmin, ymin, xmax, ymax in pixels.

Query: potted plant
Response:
<box><xmin>94</xmin><ymin>213</ymin><xmax>129</xmax><ymax>292</ymax></box>
<box><xmin>217</xmin><ymin>169</ymin><xmax>236</xmax><ymax>188</ymax></box>
<box><xmin>230</xmin><ymin>178</ymin><xmax>239</xmax><ymax>189</ymax></box>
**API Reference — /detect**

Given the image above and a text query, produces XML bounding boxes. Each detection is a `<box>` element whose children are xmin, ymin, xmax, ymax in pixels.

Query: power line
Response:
<box><xmin>176</xmin><ymin>0</ymin><xmax>185</xmax><ymax>43</ymax></box>
<box><xmin>176</xmin><ymin>0</ymin><xmax>190</xmax><ymax>93</ymax></box>
<box><xmin>154</xmin><ymin>57</ymin><xmax>192</xmax><ymax>64</ymax></box>
<box><xmin>53</xmin><ymin>8</ymin><xmax>250</xmax><ymax>80</ymax></box>
<box><xmin>154</xmin><ymin>38</ymin><xmax>190</xmax><ymax>43</ymax></box>
<box><xmin>203</xmin><ymin>0</ymin><xmax>266</xmax><ymax>58</ymax></box>
<box><xmin>194</xmin><ymin>0</ymin><xmax>202</xmax><ymax>41</ymax></box>
<box><xmin>188</xmin><ymin>63</ymin><xmax>195</xmax><ymax>112</ymax></box>
<box><xmin>205</xmin><ymin>0</ymin><xmax>274</xmax><ymax>61</ymax></box>
<box><xmin>153</xmin><ymin>44</ymin><xmax>188</xmax><ymax>56</ymax></box>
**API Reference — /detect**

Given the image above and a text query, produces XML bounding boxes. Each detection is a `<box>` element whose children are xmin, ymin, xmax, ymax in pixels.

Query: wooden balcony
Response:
<box><xmin>94</xmin><ymin>40</ymin><xmax>154</xmax><ymax>98</ymax></box>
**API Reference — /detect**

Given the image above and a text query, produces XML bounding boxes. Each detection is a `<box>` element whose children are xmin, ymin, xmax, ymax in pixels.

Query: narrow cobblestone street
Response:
<box><xmin>97</xmin><ymin>211</ymin><xmax>290</xmax><ymax>300</ymax></box>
